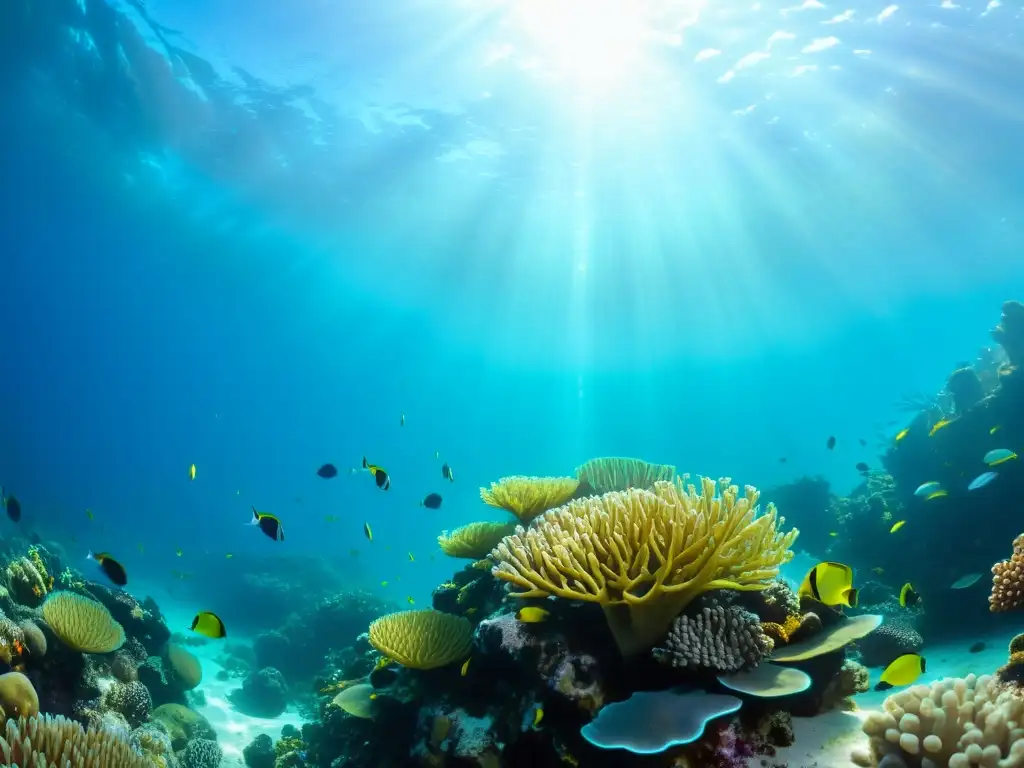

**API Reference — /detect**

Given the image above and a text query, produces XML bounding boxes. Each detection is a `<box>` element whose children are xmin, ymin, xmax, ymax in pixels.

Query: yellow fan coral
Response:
<box><xmin>41</xmin><ymin>591</ymin><xmax>125</xmax><ymax>654</ymax></box>
<box><xmin>490</xmin><ymin>476</ymin><xmax>799</xmax><ymax>655</ymax></box>
<box><xmin>575</xmin><ymin>456</ymin><xmax>676</xmax><ymax>494</ymax></box>
<box><xmin>368</xmin><ymin>610</ymin><xmax>472</xmax><ymax>670</ymax></box>
<box><xmin>0</xmin><ymin>713</ymin><xmax>152</xmax><ymax>768</ymax></box>
<box><xmin>438</xmin><ymin>521</ymin><xmax>517</xmax><ymax>559</ymax></box>
<box><xmin>479</xmin><ymin>476</ymin><xmax>579</xmax><ymax>524</ymax></box>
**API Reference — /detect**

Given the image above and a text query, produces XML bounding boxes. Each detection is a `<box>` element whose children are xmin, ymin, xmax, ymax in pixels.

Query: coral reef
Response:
<box><xmin>229</xmin><ymin>667</ymin><xmax>289</xmax><ymax>718</ymax></box>
<box><xmin>860</xmin><ymin>673</ymin><xmax>1024</xmax><ymax>767</ymax></box>
<box><xmin>490</xmin><ymin>476</ymin><xmax>798</xmax><ymax>654</ymax></box>
<box><xmin>102</xmin><ymin>680</ymin><xmax>152</xmax><ymax>728</ymax></box>
<box><xmin>0</xmin><ymin>713</ymin><xmax>151</xmax><ymax>768</ymax></box>
<box><xmin>653</xmin><ymin>602</ymin><xmax>773</xmax><ymax>673</ymax></box>
<box><xmin>857</xmin><ymin>617</ymin><xmax>924</xmax><ymax>668</ymax></box>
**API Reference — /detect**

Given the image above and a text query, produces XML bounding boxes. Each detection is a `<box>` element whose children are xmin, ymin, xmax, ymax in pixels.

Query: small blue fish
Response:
<box><xmin>968</xmin><ymin>471</ymin><xmax>998</xmax><ymax>491</ymax></box>
<box><xmin>914</xmin><ymin>482</ymin><xmax>942</xmax><ymax>497</ymax></box>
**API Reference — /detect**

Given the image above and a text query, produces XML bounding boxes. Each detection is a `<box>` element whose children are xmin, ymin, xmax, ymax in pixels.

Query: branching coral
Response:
<box><xmin>575</xmin><ymin>457</ymin><xmax>676</xmax><ymax>494</ymax></box>
<box><xmin>490</xmin><ymin>476</ymin><xmax>799</xmax><ymax>655</ymax></box>
<box><xmin>653</xmin><ymin>604</ymin><xmax>773</xmax><ymax>673</ymax></box>
<box><xmin>990</xmin><ymin>533</ymin><xmax>1024</xmax><ymax>612</ymax></box>
<box><xmin>368</xmin><ymin>610</ymin><xmax>472</xmax><ymax>670</ymax></box>
<box><xmin>479</xmin><ymin>476</ymin><xmax>579</xmax><ymax>524</ymax></box>
<box><xmin>41</xmin><ymin>591</ymin><xmax>125</xmax><ymax>653</ymax></box>
<box><xmin>860</xmin><ymin>674</ymin><xmax>1024</xmax><ymax>768</ymax></box>
<box><xmin>438</xmin><ymin>522</ymin><xmax>517</xmax><ymax>559</ymax></box>
<box><xmin>0</xmin><ymin>713</ymin><xmax>152</xmax><ymax>768</ymax></box>
<box><xmin>6</xmin><ymin>551</ymin><xmax>50</xmax><ymax>607</ymax></box>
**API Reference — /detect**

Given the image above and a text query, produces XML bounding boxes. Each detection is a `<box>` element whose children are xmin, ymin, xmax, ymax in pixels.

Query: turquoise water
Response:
<box><xmin>3</xmin><ymin>1</ymin><xmax>1024</xmax><ymax>765</ymax></box>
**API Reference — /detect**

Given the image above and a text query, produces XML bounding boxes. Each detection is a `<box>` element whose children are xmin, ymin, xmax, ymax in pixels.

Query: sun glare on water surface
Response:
<box><xmin>511</xmin><ymin>0</ymin><xmax>656</xmax><ymax>88</ymax></box>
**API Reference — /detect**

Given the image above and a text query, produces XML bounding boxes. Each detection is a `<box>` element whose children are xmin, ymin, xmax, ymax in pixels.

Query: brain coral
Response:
<box><xmin>0</xmin><ymin>713</ymin><xmax>152</xmax><ymax>768</ymax></box>
<box><xmin>438</xmin><ymin>521</ymin><xmax>517</xmax><ymax>559</ymax></box>
<box><xmin>368</xmin><ymin>610</ymin><xmax>473</xmax><ymax>669</ymax></box>
<box><xmin>103</xmin><ymin>680</ymin><xmax>152</xmax><ymax>728</ymax></box>
<box><xmin>17</xmin><ymin>620</ymin><xmax>46</xmax><ymax>658</ymax></box>
<box><xmin>653</xmin><ymin>604</ymin><xmax>773</xmax><ymax>673</ymax></box>
<box><xmin>181</xmin><ymin>738</ymin><xmax>223</xmax><ymax>768</ymax></box>
<box><xmin>856</xmin><ymin>617</ymin><xmax>923</xmax><ymax>668</ymax></box>
<box><xmin>41</xmin><ymin>591</ymin><xmax>125</xmax><ymax>653</ymax></box>
<box><xmin>491</xmin><ymin>475</ymin><xmax>798</xmax><ymax>655</ymax></box>
<box><xmin>0</xmin><ymin>672</ymin><xmax>38</xmax><ymax>721</ymax></box>
<box><xmin>167</xmin><ymin>642</ymin><xmax>202</xmax><ymax>689</ymax></box>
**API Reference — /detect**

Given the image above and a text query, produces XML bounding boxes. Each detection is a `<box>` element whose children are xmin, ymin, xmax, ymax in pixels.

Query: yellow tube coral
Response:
<box><xmin>490</xmin><ymin>475</ymin><xmax>798</xmax><ymax>655</ymax></box>
<box><xmin>575</xmin><ymin>456</ymin><xmax>676</xmax><ymax>494</ymax></box>
<box><xmin>479</xmin><ymin>476</ymin><xmax>579</xmax><ymax>524</ymax></box>
<box><xmin>438</xmin><ymin>521</ymin><xmax>517</xmax><ymax>559</ymax></box>
<box><xmin>368</xmin><ymin>610</ymin><xmax>472</xmax><ymax>670</ymax></box>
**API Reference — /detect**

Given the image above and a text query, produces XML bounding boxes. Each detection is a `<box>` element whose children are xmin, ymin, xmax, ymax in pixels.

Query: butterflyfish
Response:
<box><xmin>516</xmin><ymin>607</ymin><xmax>551</xmax><ymax>623</ymax></box>
<box><xmin>875</xmin><ymin>653</ymin><xmax>926</xmax><ymax>691</ymax></box>
<box><xmin>88</xmin><ymin>552</ymin><xmax>128</xmax><ymax>587</ymax></box>
<box><xmin>421</xmin><ymin>493</ymin><xmax>442</xmax><ymax>509</ymax></box>
<box><xmin>899</xmin><ymin>583</ymin><xmax>920</xmax><ymax>608</ymax></box>
<box><xmin>249</xmin><ymin>507</ymin><xmax>284</xmax><ymax>541</ymax></box>
<box><xmin>915</xmin><ymin>482</ymin><xmax>942</xmax><ymax>497</ymax></box>
<box><xmin>798</xmin><ymin>562</ymin><xmax>859</xmax><ymax>608</ymax></box>
<box><xmin>2</xmin><ymin>489</ymin><xmax>20</xmax><ymax>523</ymax></box>
<box><xmin>362</xmin><ymin>457</ymin><xmax>391</xmax><ymax>490</ymax></box>
<box><xmin>442</xmin><ymin>462</ymin><xmax>454</xmax><ymax>482</ymax></box>
<box><xmin>191</xmin><ymin>611</ymin><xmax>227</xmax><ymax>638</ymax></box>
<box><xmin>317</xmin><ymin>463</ymin><xmax>338</xmax><ymax>479</ymax></box>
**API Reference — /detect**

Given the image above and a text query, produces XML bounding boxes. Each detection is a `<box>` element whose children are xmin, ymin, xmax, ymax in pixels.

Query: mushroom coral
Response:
<box><xmin>490</xmin><ymin>475</ymin><xmax>799</xmax><ymax>655</ymax></box>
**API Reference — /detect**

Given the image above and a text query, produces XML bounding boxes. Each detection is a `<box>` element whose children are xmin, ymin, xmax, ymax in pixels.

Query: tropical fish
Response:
<box><xmin>324</xmin><ymin>515</ymin><xmax>338</xmax><ymax>523</ymax></box>
<box><xmin>929</xmin><ymin>419</ymin><xmax>952</xmax><ymax>437</ymax></box>
<box><xmin>421</xmin><ymin>493</ymin><xmax>443</xmax><ymax>509</ymax></box>
<box><xmin>984</xmin><ymin>449</ymin><xmax>1017</xmax><ymax>466</ymax></box>
<box><xmin>875</xmin><ymin>653</ymin><xmax>926</xmax><ymax>690</ymax></box>
<box><xmin>442</xmin><ymin>462</ymin><xmax>455</xmax><ymax>482</ymax></box>
<box><xmin>925</xmin><ymin>490</ymin><xmax>948</xmax><ymax>501</ymax></box>
<box><xmin>798</xmin><ymin>562</ymin><xmax>859</xmax><ymax>608</ymax></box>
<box><xmin>88</xmin><ymin>552</ymin><xmax>128</xmax><ymax>587</ymax></box>
<box><xmin>249</xmin><ymin>507</ymin><xmax>284</xmax><ymax>541</ymax></box>
<box><xmin>225</xmin><ymin>553</ymin><xmax>233</xmax><ymax>559</ymax></box>
<box><xmin>855</xmin><ymin>462</ymin><xmax>870</xmax><ymax>473</ymax></box>
<box><xmin>1</xmin><ymin>489</ymin><xmax>21</xmax><ymax>523</ymax></box>
<box><xmin>890</xmin><ymin>520</ymin><xmax>906</xmax><ymax>534</ymax></box>
<box><xmin>191</xmin><ymin>611</ymin><xmax>227</xmax><ymax>638</ymax></box>
<box><xmin>176</xmin><ymin>548</ymin><xmax>183</xmax><ymax>557</ymax></box>
<box><xmin>516</xmin><ymin>607</ymin><xmax>551</xmax><ymax>623</ymax></box>
<box><xmin>968</xmin><ymin>472</ymin><xmax>998</xmax><ymax>491</ymax></box>
<box><xmin>189</xmin><ymin>463</ymin><xmax>196</xmax><ymax>481</ymax></box>
<box><xmin>406</xmin><ymin>596</ymin><xmax>415</xmax><ymax>605</ymax></box>
<box><xmin>534</xmin><ymin>708</ymin><xmax>544</xmax><ymax>727</ymax></box>
<box><xmin>950</xmin><ymin>573</ymin><xmax>983</xmax><ymax>589</ymax></box>
<box><xmin>85</xmin><ymin>509</ymin><xmax>94</xmax><ymax>520</ymax></box>
<box><xmin>914</xmin><ymin>482</ymin><xmax>942</xmax><ymax>497</ymax></box>
<box><xmin>990</xmin><ymin>425</ymin><xmax>1002</xmax><ymax>435</ymax></box>
<box><xmin>381</xmin><ymin>581</ymin><xmax>388</xmax><ymax>587</ymax></box>
<box><xmin>364</xmin><ymin>522</ymin><xmax>373</xmax><ymax>541</ymax></box>
<box><xmin>829</xmin><ymin>532</ymin><xmax>838</xmax><ymax>537</ymax></box>
<box><xmin>461</xmin><ymin>658</ymin><xmax>471</xmax><ymax>677</ymax></box>
<box><xmin>895</xmin><ymin>428</ymin><xmax>910</xmax><ymax>442</ymax></box>
<box><xmin>899</xmin><ymin>583</ymin><xmax>920</xmax><ymax>609</ymax></box>
<box><xmin>969</xmin><ymin>641</ymin><xmax>986</xmax><ymax>654</ymax></box>
<box><xmin>408</xmin><ymin>552</ymin><xmax>415</xmax><ymax>562</ymax></box>
<box><xmin>317</xmin><ymin>463</ymin><xmax>339</xmax><ymax>479</ymax></box>
<box><xmin>826</xmin><ymin>436</ymin><xmax>836</xmax><ymax>450</ymax></box>
<box><xmin>400</xmin><ymin>413</ymin><xmax>405</xmax><ymax>426</ymax></box>
<box><xmin>363</xmin><ymin>458</ymin><xmax>391</xmax><ymax>490</ymax></box>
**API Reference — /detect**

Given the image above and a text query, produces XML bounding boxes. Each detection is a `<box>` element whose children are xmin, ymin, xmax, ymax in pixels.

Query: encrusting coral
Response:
<box><xmin>479</xmin><ymin>476</ymin><xmax>580</xmax><ymax>524</ymax></box>
<box><xmin>990</xmin><ymin>532</ymin><xmax>1024</xmax><ymax>612</ymax></box>
<box><xmin>859</xmin><ymin>673</ymin><xmax>1024</xmax><ymax>768</ymax></box>
<box><xmin>575</xmin><ymin>456</ymin><xmax>676</xmax><ymax>494</ymax></box>
<box><xmin>0</xmin><ymin>712</ymin><xmax>153</xmax><ymax>768</ymax></box>
<box><xmin>368</xmin><ymin>610</ymin><xmax>473</xmax><ymax>670</ymax></box>
<box><xmin>437</xmin><ymin>521</ymin><xmax>517</xmax><ymax>560</ymax></box>
<box><xmin>653</xmin><ymin>603</ymin><xmax>774</xmax><ymax>673</ymax></box>
<box><xmin>41</xmin><ymin>590</ymin><xmax>126</xmax><ymax>653</ymax></box>
<box><xmin>490</xmin><ymin>475</ymin><xmax>799</xmax><ymax>655</ymax></box>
